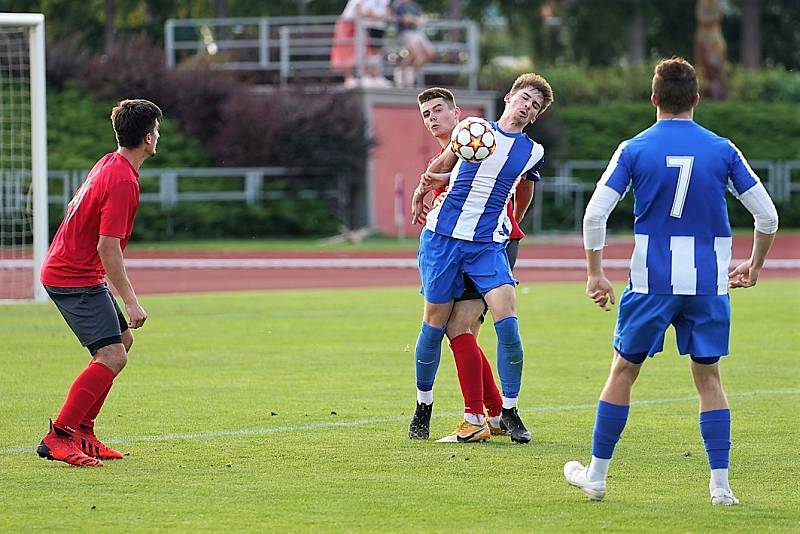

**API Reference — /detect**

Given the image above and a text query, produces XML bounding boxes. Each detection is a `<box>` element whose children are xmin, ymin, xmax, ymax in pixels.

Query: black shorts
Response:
<box><xmin>45</xmin><ymin>283</ymin><xmax>128</xmax><ymax>355</ymax></box>
<box><xmin>454</xmin><ymin>239</ymin><xmax>522</xmax><ymax>319</ymax></box>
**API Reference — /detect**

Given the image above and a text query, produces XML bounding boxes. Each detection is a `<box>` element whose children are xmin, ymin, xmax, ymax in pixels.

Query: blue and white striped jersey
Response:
<box><xmin>426</xmin><ymin>122</ymin><xmax>544</xmax><ymax>243</ymax></box>
<box><xmin>601</xmin><ymin>119</ymin><xmax>759</xmax><ymax>295</ymax></box>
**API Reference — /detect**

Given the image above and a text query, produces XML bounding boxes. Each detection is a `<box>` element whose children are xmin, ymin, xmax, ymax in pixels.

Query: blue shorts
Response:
<box><xmin>418</xmin><ymin>230</ymin><xmax>516</xmax><ymax>304</ymax></box>
<box><xmin>613</xmin><ymin>287</ymin><xmax>730</xmax><ymax>364</ymax></box>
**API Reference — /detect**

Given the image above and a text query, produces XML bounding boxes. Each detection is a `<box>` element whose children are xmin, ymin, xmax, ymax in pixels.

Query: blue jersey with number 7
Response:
<box><xmin>599</xmin><ymin>119</ymin><xmax>759</xmax><ymax>296</ymax></box>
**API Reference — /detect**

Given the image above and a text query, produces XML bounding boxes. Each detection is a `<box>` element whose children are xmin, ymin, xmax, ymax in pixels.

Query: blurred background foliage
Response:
<box><xmin>3</xmin><ymin>0</ymin><xmax>798</xmax><ymax>235</ymax></box>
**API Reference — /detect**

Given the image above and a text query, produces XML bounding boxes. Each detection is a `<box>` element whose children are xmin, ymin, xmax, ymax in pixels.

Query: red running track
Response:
<box><xmin>124</xmin><ymin>234</ymin><xmax>799</xmax><ymax>295</ymax></box>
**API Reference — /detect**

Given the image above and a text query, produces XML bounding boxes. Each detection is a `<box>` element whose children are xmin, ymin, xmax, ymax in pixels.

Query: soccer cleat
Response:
<box><xmin>710</xmin><ymin>485</ymin><xmax>740</xmax><ymax>506</ymax></box>
<box><xmin>500</xmin><ymin>407</ymin><xmax>531</xmax><ymax>443</ymax></box>
<box><xmin>563</xmin><ymin>461</ymin><xmax>606</xmax><ymax>501</ymax></box>
<box><xmin>436</xmin><ymin>419</ymin><xmax>490</xmax><ymax>443</ymax></box>
<box><xmin>408</xmin><ymin>402</ymin><xmax>433</xmax><ymax>440</ymax></box>
<box><xmin>36</xmin><ymin>420</ymin><xmax>103</xmax><ymax>467</ymax></box>
<box><xmin>75</xmin><ymin>426</ymin><xmax>124</xmax><ymax>460</ymax></box>
<box><xmin>489</xmin><ymin>419</ymin><xmax>509</xmax><ymax>436</ymax></box>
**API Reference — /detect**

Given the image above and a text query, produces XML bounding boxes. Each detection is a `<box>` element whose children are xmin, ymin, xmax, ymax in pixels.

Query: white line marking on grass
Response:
<box><xmin>2</xmin><ymin>389</ymin><xmax>797</xmax><ymax>455</ymax></box>
<box><xmin>2</xmin><ymin>258</ymin><xmax>799</xmax><ymax>270</ymax></box>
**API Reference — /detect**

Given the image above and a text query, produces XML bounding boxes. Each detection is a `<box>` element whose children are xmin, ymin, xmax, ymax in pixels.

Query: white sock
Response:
<box><xmin>464</xmin><ymin>413</ymin><xmax>485</xmax><ymax>425</ymax></box>
<box><xmin>502</xmin><ymin>396</ymin><xmax>518</xmax><ymax>409</ymax></box>
<box><xmin>488</xmin><ymin>415</ymin><xmax>501</xmax><ymax>428</ymax></box>
<box><xmin>416</xmin><ymin>389</ymin><xmax>433</xmax><ymax>405</ymax></box>
<box><xmin>710</xmin><ymin>468</ymin><xmax>729</xmax><ymax>490</ymax></box>
<box><xmin>587</xmin><ymin>456</ymin><xmax>610</xmax><ymax>482</ymax></box>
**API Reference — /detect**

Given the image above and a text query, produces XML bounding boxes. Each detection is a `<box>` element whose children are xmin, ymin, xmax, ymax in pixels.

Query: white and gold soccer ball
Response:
<box><xmin>450</xmin><ymin>117</ymin><xmax>497</xmax><ymax>163</ymax></box>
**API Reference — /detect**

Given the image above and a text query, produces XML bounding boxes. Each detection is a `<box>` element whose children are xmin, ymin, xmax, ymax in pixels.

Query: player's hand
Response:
<box><xmin>420</xmin><ymin>171</ymin><xmax>449</xmax><ymax>193</ymax></box>
<box><xmin>125</xmin><ymin>301</ymin><xmax>148</xmax><ymax>329</ymax></box>
<box><xmin>411</xmin><ymin>186</ymin><xmax>430</xmax><ymax>225</ymax></box>
<box><xmin>728</xmin><ymin>260</ymin><xmax>760</xmax><ymax>288</ymax></box>
<box><xmin>586</xmin><ymin>275</ymin><xmax>615</xmax><ymax>311</ymax></box>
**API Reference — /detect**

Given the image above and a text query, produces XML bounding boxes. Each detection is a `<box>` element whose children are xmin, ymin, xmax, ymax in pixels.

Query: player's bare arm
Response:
<box><xmin>411</xmin><ymin>183</ymin><xmax>431</xmax><ymax>224</ymax></box>
<box><xmin>585</xmin><ymin>249</ymin><xmax>615</xmax><ymax>311</ymax></box>
<box><xmin>728</xmin><ymin>230</ymin><xmax>777</xmax><ymax>288</ymax></box>
<box><xmin>420</xmin><ymin>170</ymin><xmax>450</xmax><ymax>192</ymax></box>
<box><xmin>514</xmin><ymin>178</ymin><xmax>534</xmax><ymax>223</ymax></box>
<box><xmin>425</xmin><ymin>147</ymin><xmax>457</xmax><ymax>176</ymax></box>
<box><xmin>728</xmin><ymin>182</ymin><xmax>779</xmax><ymax>288</ymax></box>
<box><xmin>97</xmin><ymin>235</ymin><xmax>147</xmax><ymax>328</ymax></box>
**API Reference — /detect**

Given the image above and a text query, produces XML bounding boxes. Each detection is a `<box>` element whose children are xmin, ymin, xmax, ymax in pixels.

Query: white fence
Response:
<box><xmin>164</xmin><ymin>15</ymin><xmax>480</xmax><ymax>88</ymax></box>
<box><xmin>4</xmin><ymin>159</ymin><xmax>796</xmax><ymax>234</ymax></box>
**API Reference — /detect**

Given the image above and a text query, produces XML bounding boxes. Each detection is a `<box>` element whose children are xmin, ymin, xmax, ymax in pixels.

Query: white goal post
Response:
<box><xmin>0</xmin><ymin>13</ymin><xmax>47</xmax><ymax>302</ymax></box>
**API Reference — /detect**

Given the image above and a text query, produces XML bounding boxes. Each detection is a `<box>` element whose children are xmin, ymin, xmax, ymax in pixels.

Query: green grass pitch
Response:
<box><xmin>1</xmin><ymin>280</ymin><xmax>798</xmax><ymax>531</ymax></box>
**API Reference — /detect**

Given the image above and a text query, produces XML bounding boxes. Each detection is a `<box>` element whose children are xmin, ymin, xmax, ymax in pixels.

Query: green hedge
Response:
<box><xmin>557</xmin><ymin>101</ymin><xmax>800</xmax><ymax>162</ymax></box>
<box><xmin>48</xmin><ymin>85</ymin><xmax>211</xmax><ymax>170</ymax></box>
<box><xmin>482</xmin><ymin>64</ymin><xmax>800</xmax><ymax>106</ymax></box>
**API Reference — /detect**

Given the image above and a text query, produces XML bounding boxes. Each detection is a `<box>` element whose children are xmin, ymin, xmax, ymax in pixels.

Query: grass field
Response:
<box><xmin>1</xmin><ymin>280</ymin><xmax>799</xmax><ymax>532</ymax></box>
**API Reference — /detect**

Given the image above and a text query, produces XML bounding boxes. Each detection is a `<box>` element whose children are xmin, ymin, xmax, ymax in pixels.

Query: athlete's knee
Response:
<box><xmin>610</xmin><ymin>352</ymin><xmax>642</xmax><ymax>383</ymax></box>
<box><xmin>485</xmin><ymin>285</ymin><xmax>517</xmax><ymax>321</ymax></box>
<box><xmin>93</xmin><ymin>343</ymin><xmax>127</xmax><ymax>375</ymax></box>
<box><xmin>122</xmin><ymin>329</ymin><xmax>134</xmax><ymax>353</ymax></box>
<box><xmin>691</xmin><ymin>361</ymin><xmax>722</xmax><ymax>392</ymax></box>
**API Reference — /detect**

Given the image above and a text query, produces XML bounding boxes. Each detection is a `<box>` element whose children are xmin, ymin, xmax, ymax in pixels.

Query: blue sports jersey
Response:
<box><xmin>426</xmin><ymin>122</ymin><xmax>544</xmax><ymax>243</ymax></box>
<box><xmin>601</xmin><ymin>119</ymin><xmax>759</xmax><ymax>296</ymax></box>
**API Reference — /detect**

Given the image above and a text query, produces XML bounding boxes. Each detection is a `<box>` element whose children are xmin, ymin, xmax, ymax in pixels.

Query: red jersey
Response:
<box><xmin>429</xmin><ymin>150</ymin><xmax>525</xmax><ymax>241</ymax></box>
<box><xmin>41</xmin><ymin>152</ymin><xmax>140</xmax><ymax>287</ymax></box>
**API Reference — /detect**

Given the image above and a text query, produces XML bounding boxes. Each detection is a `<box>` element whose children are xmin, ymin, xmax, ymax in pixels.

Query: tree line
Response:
<box><xmin>2</xmin><ymin>0</ymin><xmax>797</xmax><ymax>70</ymax></box>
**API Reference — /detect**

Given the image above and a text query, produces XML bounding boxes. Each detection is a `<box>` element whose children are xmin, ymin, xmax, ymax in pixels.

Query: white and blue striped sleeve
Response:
<box><xmin>597</xmin><ymin>141</ymin><xmax>632</xmax><ymax>195</ymax></box>
<box><xmin>523</xmin><ymin>142</ymin><xmax>545</xmax><ymax>182</ymax></box>
<box><xmin>726</xmin><ymin>140</ymin><xmax>759</xmax><ymax>198</ymax></box>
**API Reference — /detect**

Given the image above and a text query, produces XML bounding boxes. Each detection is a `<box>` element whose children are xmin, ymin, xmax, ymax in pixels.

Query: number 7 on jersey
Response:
<box><xmin>666</xmin><ymin>156</ymin><xmax>694</xmax><ymax>219</ymax></box>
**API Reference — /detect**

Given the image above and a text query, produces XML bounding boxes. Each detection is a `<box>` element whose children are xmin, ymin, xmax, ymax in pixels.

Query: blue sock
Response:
<box><xmin>700</xmin><ymin>408</ymin><xmax>731</xmax><ymax>469</ymax></box>
<box><xmin>592</xmin><ymin>400</ymin><xmax>630</xmax><ymax>459</ymax></box>
<box><xmin>495</xmin><ymin>316</ymin><xmax>523</xmax><ymax>398</ymax></box>
<box><xmin>414</xmin><ymin>322</ymin><xmax>445</xmax><ymax>393</ymax></box>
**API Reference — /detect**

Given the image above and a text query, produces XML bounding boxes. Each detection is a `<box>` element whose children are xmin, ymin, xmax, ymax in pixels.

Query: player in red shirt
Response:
<box><xmin>407</xmin><ymin>87</ymin><xmax>536</xmax><ymax>443</ymax></box>
<box><xmin>36</xmin><ymin>99</ymin><xmax>162</xmax><ymax>467</ymax></box>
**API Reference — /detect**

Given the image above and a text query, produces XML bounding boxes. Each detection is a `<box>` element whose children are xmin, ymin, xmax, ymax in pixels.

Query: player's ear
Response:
<box><xmin>650</xmin><ymin>93</ymin><xmax>658</xmax><ymax>108</ymax></box>
<box><xmin>692</xmin><ymin>92</ymin><xmax>700</xmax><ymax>108</ymax></box>
<box><xmin>503</xmin><ymin>92</ymin><xmax>511</xmax><ymax>103</ymax></box>
<box><xmin>453</xmin><ymin>105</ymin><xmax>461</xmax><ymax>120</ymax></box>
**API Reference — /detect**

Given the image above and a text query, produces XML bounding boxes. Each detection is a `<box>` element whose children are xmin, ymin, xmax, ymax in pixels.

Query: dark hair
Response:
<box><xmin>110</xmin><ymin>99</ymin><xmax>163</xmax><ymax>148</ymax></box>
<box><xmin>510</xmin><ymin>73</ymin><xmax>554</xmax><ymax>115</ymax></box>
<box><xmin>652</xmin><ymin>57</ymin><xmax>698</xmax><ymax>113</ymax></box>
<box><xmin>417</xmin><ymin>87</ymin><xmax>456</xmax><ymax>107</ymax></box>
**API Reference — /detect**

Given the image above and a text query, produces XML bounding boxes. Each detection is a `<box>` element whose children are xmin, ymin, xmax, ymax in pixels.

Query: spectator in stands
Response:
<box><xmin>392</xmin><ymin>0</ymin><xmax>435</xmax><ymax>88</ymax></box>
<box><xmin>360</xmin><ymin>0</ymin><xmax>392</xmax><ymax>87</ymax></box>
<box><xmin>331</xmin><ymin>0</ymin><xmax>360</xmax><ymax>88</ymax></box>
<box><xmin>331</xmin><ymin>0</ymin><xmax>392</xmax><ymax>88</ymax></box>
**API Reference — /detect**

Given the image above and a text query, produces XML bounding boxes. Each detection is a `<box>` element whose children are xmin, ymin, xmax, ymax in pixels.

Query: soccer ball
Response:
<box><xmin>450</xmin><ymin>117</ymin><xmax>496</xmax><ymax>163</ymax></box>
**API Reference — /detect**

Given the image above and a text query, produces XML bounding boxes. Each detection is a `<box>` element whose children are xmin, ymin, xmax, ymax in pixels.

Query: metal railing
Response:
<box><xmin>41</xmin><ymin>167</ymin><xmax>346</xmax><ymax>211</ymax></box>
<box><xmin>4</xmin><ymin>160</ymin><xmax>797</xmax><ymax>234</ymax></box>
<box><xmin>555</xmin><ymin>160</ymin><xmax>798</xmax><ymax>203</ymax></box>
<box><xmin>164</xmin><ymin>15</ymin><xmax>480</xmax><ymax>89</ymax></box>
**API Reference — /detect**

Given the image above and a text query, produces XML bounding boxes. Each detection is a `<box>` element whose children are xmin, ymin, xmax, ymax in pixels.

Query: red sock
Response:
<box><xmin>450</xmin><ymin>333</ymin><xmax>484</xmax><ymax>415</ymax></box>
<box><xmin>80</xmin><ymin>383</ymin><xmax>113</xmax><ymax>430</ymax></box>
<box><xmin>54</xmin><ymin>361</ymin><xmax>115</xmax><ymax>432</ymax></box>
<box><xmin>479</xmin><ymin>347</ymin><xmax>503</xmax><ymax>417</ymax></box>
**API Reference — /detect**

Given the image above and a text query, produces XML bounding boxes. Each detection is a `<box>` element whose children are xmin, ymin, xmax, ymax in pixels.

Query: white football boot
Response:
<box><xmin>563</xmin><ymin>461</ymin><xmax>607</xmax><ymax>501</ymax></box>
<box><xmin>710</xmin><ymin>485</ymin><xmax>740</xmax><ymax>506</ymax></box>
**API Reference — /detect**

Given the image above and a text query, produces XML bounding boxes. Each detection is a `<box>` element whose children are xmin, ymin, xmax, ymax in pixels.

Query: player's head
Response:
<box><xmin>111</xmin><ymin>99</ymin><xmax>163</xmax><ymax>157</ymax></box>
<box><xmin>417</xmin><ymin>87</ymin><xmax>461</xmax><ymax>139</ymax></box>
<box><xmin>504</xmin><ymin>73</ymin><xmax>554</xmax><ymax>124</ymax></box>
<box><xmin>651</xmin><ymin>57</ymin><xmax>699</xmax><ymax>114</ymax></box>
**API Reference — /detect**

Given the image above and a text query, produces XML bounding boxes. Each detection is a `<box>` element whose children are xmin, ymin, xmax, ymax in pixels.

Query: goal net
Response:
<box><xmin>0</xmin><ymin>13</ymin><xmax>47</xmax><ymax>302</ymax></box>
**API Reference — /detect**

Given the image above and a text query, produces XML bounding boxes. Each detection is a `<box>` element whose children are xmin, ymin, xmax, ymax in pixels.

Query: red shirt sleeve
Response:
<box><xmin>99</xmin><ymin>181</ymin><xmax>138</xmax><ymax>239</ymax></box>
